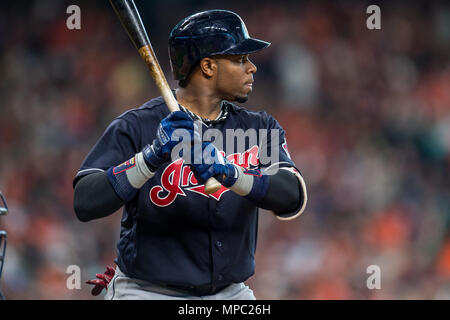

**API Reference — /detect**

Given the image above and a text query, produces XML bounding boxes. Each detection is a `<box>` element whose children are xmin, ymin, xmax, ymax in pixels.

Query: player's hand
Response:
<box><xmin>143</xmin><ymin>111</ymin><xmax>195</xmax><ymax>171</ymax></box>
<box><xmin>188</xmin><ymin>142</ymin><xmax>238</xmax><ymax>187</ymax></box>
<box><xmin>86</xmin><ymin>266</ymin><xmax>115</xmax><ymax>296</ymax></box>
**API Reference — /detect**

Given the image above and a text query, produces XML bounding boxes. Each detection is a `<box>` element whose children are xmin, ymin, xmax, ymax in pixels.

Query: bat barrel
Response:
<box><xmin>138</xmin><ymin>46</ymin><xmax>179</xmax><ymax>113</ymax></box>
<box><xmin>109</xmin><ymin>0</ymin><xmax>222</xmax><ymax>195</ymax></box>
<box><xmin>109</xmin><ymin>0</ymin><xmax>150</xmax><ymax>49</ymax></box>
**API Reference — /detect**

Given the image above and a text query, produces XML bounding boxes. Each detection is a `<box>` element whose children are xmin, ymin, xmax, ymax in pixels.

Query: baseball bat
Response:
<box><xmin>109</xmin><ymin>0</ymin><xmax>222</xmax><ymax>194</ymax></box>
<box><xmin>0</xmin><ymin>192</ymin><xmax>7</xmax><ymax>216</ymax></box>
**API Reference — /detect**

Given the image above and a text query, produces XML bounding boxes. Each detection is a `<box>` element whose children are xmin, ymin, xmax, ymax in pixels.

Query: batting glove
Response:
<box><xmin>143</xmin><ymin>111</ymin><xmax>195</xmax><ymax>172</ymax></box>
<box><xmin>189</xmin><ymin>142</ymin><xmax>269</xmax><ymax>202</ymax></box>
<box><xmin>107</xmin><ymin>111</ymin><xmax>196</xmax><ymax>201</ymax></box>
<box><xmin>86</xmin><ymin>266</ymin><xmax>115</xmax><ymax>296</ymax></box>
<box><xmin>189</xmin><ymin>142</ymin><xmax>238</xmax><ymax>187</ymax></box>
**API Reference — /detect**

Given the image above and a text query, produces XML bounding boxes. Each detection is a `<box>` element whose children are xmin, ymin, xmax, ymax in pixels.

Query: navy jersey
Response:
<box><xmin>73</xmin><ymin>95</ymin><xmax>300</xmax><ymax>288</ymax></box>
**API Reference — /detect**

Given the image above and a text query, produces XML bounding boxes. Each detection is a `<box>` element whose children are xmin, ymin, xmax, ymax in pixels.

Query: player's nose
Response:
<box><xmin>246</xmin><ymin>59</ymin><xmax>257</xmax><ymax>74</ymax></box>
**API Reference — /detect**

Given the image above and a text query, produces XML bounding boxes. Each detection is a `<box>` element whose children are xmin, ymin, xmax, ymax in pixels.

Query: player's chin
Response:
<box><xmin>233</xmin><ymin>88</ymin><xmax>251</xmax><ymax>103</ymax></box>
<box><xmin>235</xmin><ymin>94</ymin><xmax>249</xmax><ymax>103</ymax></box>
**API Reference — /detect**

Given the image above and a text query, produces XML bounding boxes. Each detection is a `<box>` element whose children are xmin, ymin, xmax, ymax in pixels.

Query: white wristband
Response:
<box><xmin>229</xmin><ymin>165</ymin><xmax>254</xmax><ymax>196</ymax></box>
<box><xmin>126</xmin><ymin>152</ymin><xmax>155</xmax><ymax>189</ymax></box>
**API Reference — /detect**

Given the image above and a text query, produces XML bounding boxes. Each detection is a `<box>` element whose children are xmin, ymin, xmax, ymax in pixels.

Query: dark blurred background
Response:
<box><xmin>0</xmin><ymin>0</ymin><xmax>450</xmax><ymax>299</ymax></box>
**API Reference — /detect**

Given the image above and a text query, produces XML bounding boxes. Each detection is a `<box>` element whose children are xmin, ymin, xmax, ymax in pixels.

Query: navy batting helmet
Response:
<box><xmin>168</xmin><ymin>10</ymin><xmax>270</xmax><ymax>81</ymax></box>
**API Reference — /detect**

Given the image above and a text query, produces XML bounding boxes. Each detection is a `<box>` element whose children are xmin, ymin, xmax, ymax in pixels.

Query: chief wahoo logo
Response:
<box><xmin>149</xmin><ymin>145</ymin><xmax>259</xmax><ymax>207</ymax></box>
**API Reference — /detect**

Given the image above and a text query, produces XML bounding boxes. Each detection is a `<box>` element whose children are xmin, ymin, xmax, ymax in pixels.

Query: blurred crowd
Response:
<box><xmin>0</xmin><ymin>0</ymin><xmax>449</xmax><ymax>299</ymax></box>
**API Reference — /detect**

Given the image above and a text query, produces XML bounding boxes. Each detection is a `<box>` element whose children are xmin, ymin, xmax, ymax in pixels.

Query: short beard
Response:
<box><xmin>235</xmin><ymin>95</ymin><xmax>248</xmax><ymax>103</ymax></box>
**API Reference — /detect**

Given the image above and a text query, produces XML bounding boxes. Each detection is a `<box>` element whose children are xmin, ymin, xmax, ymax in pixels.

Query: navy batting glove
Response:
<box><xmin>189</xmin><ymin>142</ymin><xmax>269</xmax><ymax>203</ymax></box>
<box><xmin>143</xmin><ymin>111</ymin><xmax>194</xmax><ymax>171</ymax></box>
<box><xmin>189</xmin><ymin>142</ymin><xmax>238</xmax><ymax>187</ymax></box>
<box><xmin>107</xmin><ymin>111</ymin><xmax>196</xmax><ymax>202</ymax></box>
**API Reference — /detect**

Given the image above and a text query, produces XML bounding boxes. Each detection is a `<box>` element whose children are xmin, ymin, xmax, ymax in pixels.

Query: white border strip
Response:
<box><xmin>274</xmin><ymin>167</ymin><xmax>307</xmax><ymax>221</ymax></box>
<box><xmin>76</xmin><ymin>168</ymin><xmax>105</xmax><ymax>176</ymax></box>
<box><xmin>262</xmin><ymin>161</ymin><xmax>293</xmax><ymax>174</ymax></box>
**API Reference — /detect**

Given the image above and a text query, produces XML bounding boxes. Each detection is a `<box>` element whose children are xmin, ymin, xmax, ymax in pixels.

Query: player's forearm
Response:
<box><xmin>257</xmin><ymin>169</ymin><xmax>304</xmax><ymax>216</ymax></box>
<box><xmin>74</xmin><ymin>147</ymin><xmax>156</xmax><ymax>222</ymax></box>
<box><xmin>74</xmin><ymin>172</ymin><xmax>125</xmax><ymax>222</ymax></box>
<box><xmin>226</xmin><ymin>166</ymin><xmax>305</xmax><ymax>217</ymax></box>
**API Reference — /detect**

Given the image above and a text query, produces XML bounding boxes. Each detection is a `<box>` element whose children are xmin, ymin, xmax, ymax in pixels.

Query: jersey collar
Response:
<box><xmin>172</xmin><ymin>89</ymin><xmax>236</xmax><ymax>126</ymax></box>
<box><xmin>179</xmin><ymin>101</ymin><xmax>231</xmax><ymax>126</ymax></box>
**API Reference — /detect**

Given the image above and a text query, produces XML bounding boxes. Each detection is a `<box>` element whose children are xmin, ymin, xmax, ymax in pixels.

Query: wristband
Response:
<box><xmin>229</xmin><ymin>165</ymin><xmax>269</xmax><ymax>203</ymax></box>
<box><xmin>106</xmin><ymin>152</ymin><xmax>155</xmax><ymax>201</ymax></box>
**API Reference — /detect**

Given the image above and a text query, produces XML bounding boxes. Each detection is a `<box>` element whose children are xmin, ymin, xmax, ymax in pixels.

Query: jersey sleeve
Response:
<box><xmin>260</xmin><ymin>113</ymin><xmax>307</xmax><ymax>220</ymax></box>
<box><xmin>73</xmin><ymin>116</ymin><xmax>141</xmax><ymax>188</ymax></box>
<box><xmin>259</xmin><ymin>113</ymin><xmax>296</xmax><ymax>171</ymax></box>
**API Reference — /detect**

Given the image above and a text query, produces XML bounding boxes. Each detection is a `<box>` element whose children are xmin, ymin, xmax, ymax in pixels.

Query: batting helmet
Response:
<box><xmin>0</xmin><ymin>192</ymin><xmax>8</xmax><ymax>300</ymax></box>
<box><xmin>168</xmin><ymin>9</ymin><xmax>270</xmax><ymax>81</ymax></box>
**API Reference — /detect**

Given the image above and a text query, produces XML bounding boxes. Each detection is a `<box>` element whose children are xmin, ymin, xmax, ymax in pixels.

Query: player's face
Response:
<box><xmin>213</xmin><ymin>54</ymin><xmax>257</xmax><ymax>103</ymax></box>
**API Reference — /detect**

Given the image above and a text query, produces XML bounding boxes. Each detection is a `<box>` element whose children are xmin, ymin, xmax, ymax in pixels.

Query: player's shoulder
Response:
<box><xmin>225</xmin><ymin>101</ymin><xmax>280</xmax><ymax>128</ymax></box>
<box><xmin>115</xmin><ymin>95</ymin><xmax>170</xmax><ymax>124</ymax></box>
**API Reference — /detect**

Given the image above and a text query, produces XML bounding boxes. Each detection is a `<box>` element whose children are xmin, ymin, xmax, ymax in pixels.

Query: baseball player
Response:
<box><xmin>73</xmin><ymin>10</ymin><xmax>307</xmax><ymax>300</ymax></box>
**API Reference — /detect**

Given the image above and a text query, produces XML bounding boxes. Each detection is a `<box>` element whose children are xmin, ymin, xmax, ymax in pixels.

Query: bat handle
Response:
<box><xmin>205</xmin><ymin>177</ymin><xmax>222</xmax><ymax>194</ymax></box>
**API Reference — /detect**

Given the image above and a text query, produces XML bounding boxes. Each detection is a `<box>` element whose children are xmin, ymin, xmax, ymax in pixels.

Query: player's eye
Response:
<box><xmin>239</xmin><ymin>55</ymin><xmax>248</xmax><ymax>63</ymax></box>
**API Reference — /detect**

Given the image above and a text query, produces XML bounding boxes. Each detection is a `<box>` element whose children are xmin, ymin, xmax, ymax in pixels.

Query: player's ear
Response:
<box><xmin>199</xmin><ymin>57</ymin><xmax>216</xmax><ymax>78</ymax></box>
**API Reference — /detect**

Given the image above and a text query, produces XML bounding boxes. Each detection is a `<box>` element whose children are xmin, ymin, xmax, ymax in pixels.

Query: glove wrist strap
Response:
<box><xmin>142</xmin><ymin>144</ymin><xmax>165</xmax><ymax>172</ymax></box>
